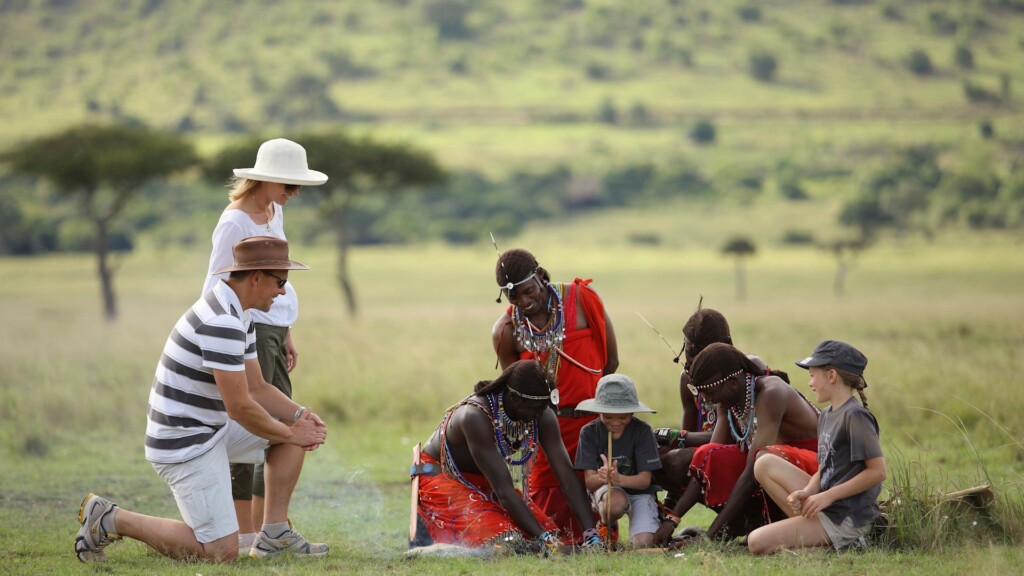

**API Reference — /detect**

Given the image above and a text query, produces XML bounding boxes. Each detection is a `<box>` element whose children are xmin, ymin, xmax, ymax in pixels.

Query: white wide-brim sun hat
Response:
<box><xmin>233</xmin><ymin>138</ymin><xmax>328</xmax><ymax>186</ymax></box>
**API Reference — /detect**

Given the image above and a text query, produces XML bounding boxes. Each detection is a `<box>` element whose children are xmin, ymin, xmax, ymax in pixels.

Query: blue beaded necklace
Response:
<box><xmin>488</xmin><ymin>392</ymin><xmax>539</xmax><ymax>466</ymax></box>
<box><xmin>728</xmin><ymin>373</ymin><xmax>757</xmax><ymax>449</ymax></box>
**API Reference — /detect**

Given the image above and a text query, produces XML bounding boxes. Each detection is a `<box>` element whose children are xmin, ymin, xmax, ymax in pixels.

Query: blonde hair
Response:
<box><xmin>227</xmin><ymin>176</ymin><xmax>262</xmax><ymax>202</ymax></box>
<box><xmin>825</xmin><ymin>365</ymin><xmax>869</xmax><ymax>409</ymax></box>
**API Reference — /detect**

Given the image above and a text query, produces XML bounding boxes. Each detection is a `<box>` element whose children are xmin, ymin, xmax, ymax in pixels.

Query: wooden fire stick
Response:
<box><xmin>409</xmin><ymin>442</ymin><xmax>422</xmax><ymax>545</ymax></box>
<box><xmin>606</xmin><ymin>429</ymin><xmax>613</xmax><ymax>552</ymax></box>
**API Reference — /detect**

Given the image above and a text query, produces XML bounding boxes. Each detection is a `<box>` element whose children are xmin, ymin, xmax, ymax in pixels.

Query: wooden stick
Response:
<box><xmin>409</xmin><ymin>442</ymin><xmax>422</xmax><ymax>544</ymax></box>
<box><xmin>606</xmin><ymin>429</ymin><xmax>613</xmax><ymax>552</ymax></box>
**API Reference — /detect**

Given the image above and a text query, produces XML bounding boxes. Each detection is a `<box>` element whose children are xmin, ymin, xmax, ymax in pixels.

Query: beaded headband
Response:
<box><xmin>508</xmin><ymin>384</ymin><xmax>560</xmax><ymax>406</ymax></box>
<box><xmin>496</xmin><ymin>267</ymin><xmax>539</xmax><ymax>303</ymax></box>
<box><xmin>501</xmin><ymin>268</ymin><xmax>539</xmax><ymax>292</ymax></box>
<box><xmin>687</xmin><ymin>369</ymin><xmax>743</xmax><ymax>397</ymax></box>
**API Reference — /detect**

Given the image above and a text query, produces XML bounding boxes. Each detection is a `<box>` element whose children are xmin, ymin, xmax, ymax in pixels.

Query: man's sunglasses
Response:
<box><xmin>263</xmin><ymin>271</ymin><xmax>288</xmax><ymax>288</ymax></box>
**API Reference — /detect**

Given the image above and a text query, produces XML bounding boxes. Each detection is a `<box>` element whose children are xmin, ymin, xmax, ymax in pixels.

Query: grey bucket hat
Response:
<box><xmin>576</xmin><ymin>374</ymin><xmax>656</xmax><ymax>414</ymax></box>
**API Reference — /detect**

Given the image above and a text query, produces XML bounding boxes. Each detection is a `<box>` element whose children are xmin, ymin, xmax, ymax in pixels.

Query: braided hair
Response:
<box><xmin>682</xmin><ymin>306</ymin><xmax>732</xmax><ymax>371</ymax></box>
<box><xmin>682</xmin><ymin>305</ymin><xmax>789</xmax><ymax>383</ymax></box>
<box><xmin>826</xmin><ymin>365</ymin><xmax>870</xmax><ymax>410</ymax></box>
<box><xmin>474</xmin><ymin>359</ymin><xmax>552</xmax><ymax>398</ymax></box>
<box><xmin>689</xmin><ymin>343</ymin><xmax>767</xmax><ymax>389</ymax></box>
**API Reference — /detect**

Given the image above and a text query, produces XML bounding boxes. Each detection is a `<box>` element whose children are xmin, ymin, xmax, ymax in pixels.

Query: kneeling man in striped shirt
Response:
<box><xmin>75</xmin><ymin>236</ymin><xmax>329</xmax><ymax>563</ymax></box>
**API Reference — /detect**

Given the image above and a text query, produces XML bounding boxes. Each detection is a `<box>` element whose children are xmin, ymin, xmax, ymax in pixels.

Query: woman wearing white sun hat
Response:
<box><xmin>201</xmin><ymin>138</ymin><xmax>327</xmax><ymax>555</ymax></box>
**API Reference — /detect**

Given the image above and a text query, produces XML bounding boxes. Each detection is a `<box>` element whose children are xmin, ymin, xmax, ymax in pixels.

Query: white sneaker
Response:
<box><xmin>250</xmin><ymin>523</ymin><xmax>328</xmax><ymax>558</ymax></box>
<box><xmin>74</xmin><ymin>494</ymin><xmax>121</xmax><ymax>563</ymax></box>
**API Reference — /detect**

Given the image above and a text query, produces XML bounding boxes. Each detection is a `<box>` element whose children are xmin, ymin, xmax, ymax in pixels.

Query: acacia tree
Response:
<box><xmin>721</xmin><ymin>236</ymin><xmax>757</xmax><ymax>302</ymax></box>
<box><xmin>2</xmin><ymin>124</ymin><xmax>196</xmax><ymax>320</ymax></box>
<box><xmin>826</xmin><ymin>146</ymin><xmax>944</xmax><ymax>296</ymax></box>
<box><xmin>820</xmin><ymin>236</ymin><xmax>869</xmax><ymax>298</ymax></box>
<box><xmin>205</xmin><ymin>132</ymin><xmax>445</xmax><ymax>315</ymax></box>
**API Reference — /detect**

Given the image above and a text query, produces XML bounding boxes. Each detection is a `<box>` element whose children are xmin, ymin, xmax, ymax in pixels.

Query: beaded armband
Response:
<box><xmin>654</xmin><ymin>428</ymin><xmax>688</xmax><ymax>449</ymax></box>
<box><xmin>674</xmin><ymin>430</ymin><xmax>688</xmax><ymax>448</ymax></box>
<box><xmin>660</xmin><ymin>501</ymin><xmax>680</xmax><ymax>526</ymax></box>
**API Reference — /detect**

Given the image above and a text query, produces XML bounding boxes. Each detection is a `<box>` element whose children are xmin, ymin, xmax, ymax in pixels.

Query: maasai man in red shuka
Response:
<box><xmin>653</xmin><ymin>343</ymin><xmax>820</xmax><ymax>546</ymax></box>
<box><xmin>412</xmin><ymin>360</ymin><xmax>602</xmax><ymax>552</ymax></box>
<box><xmin>492</xmin><ymin>248</ymin><xmax>619</xmax><ymax>544</ymax></box>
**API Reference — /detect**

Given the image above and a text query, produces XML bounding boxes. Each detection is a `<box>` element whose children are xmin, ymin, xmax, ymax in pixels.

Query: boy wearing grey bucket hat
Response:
<box><xmin>573</xmin><ymin>374</ymin><xmax>662</xmax><ymax>548</ymax></box>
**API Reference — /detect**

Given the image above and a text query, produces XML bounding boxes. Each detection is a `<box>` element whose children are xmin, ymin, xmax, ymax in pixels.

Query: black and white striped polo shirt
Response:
<box><xmin>145</xmin><ymin>281</ymin><xmax>257</xmax><ymax>464</ymax></box>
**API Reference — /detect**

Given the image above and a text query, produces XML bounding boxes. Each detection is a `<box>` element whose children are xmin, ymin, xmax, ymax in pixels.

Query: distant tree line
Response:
<box><xmin>0</xmin><ymin>124</ymin><xmax>444</xmax><ymax>319</ymax></box>
<box><xmin>4</xmin><ymin>123</ymin><xmax>1024</xmax><ymax>314</ymax></box>
<box><xmin>816</xmin><ymin>144</ymin><xmax>1024</xmax><ymax>295</ymax></box>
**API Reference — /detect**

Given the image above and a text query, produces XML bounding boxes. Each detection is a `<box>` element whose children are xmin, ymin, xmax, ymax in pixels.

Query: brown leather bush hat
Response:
<box><xmin>213</xmin><ymin>236</ymin><xmax>309</xmax><ymax>274</ymax></box>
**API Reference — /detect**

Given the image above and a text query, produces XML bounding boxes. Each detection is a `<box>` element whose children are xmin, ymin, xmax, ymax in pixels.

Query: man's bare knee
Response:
<box><xmin>632</xmin><ymin>533</ymin><xmax>655</xmax><ymax>548</ymax></box>
<box><xmin>200</xmin><ymin>535</ymin><xmax>240</xmax><ymax>563</ymax></box>
<box><xmin>660</xmin><ymin>448</ymin><xmax>694</xmax><ymax>483</ymax></box>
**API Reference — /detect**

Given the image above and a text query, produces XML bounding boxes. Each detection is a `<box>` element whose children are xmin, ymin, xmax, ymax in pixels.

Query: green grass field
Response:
<box><xmin>2</xmin><ymin>4</ymin><xmax>1024</xmax><ymax>571</ymax></box>
<box><xmin>1</xmin><ymin>203</ymin><xmax>1023</xmax><ymax>574</ymax></box>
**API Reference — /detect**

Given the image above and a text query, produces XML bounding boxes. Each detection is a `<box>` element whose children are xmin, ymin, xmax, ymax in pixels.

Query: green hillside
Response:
<box><xmin>2</xmin><ymin>0</ymin><xmax>1022</xmax><ymax>174</ymax></box>
<box><xmin>2</xmin><ymin>0</ymin><xmax>1024</xmax><ymax>254</ymax></box>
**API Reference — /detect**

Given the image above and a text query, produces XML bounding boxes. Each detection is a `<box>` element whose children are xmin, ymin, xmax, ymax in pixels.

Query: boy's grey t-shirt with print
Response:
<box><xmin>817</xmin><ymin>397</ymin><xmax>883</xmax><ymax>528</ymax></box>
<box><xmin>574</xmin><ymin>418</ymin><xmax>662</xmax><ymax>496</ymax></box>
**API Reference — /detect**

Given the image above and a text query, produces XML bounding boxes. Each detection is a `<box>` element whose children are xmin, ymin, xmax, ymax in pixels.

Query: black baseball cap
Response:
<box><xmin>795</xmin><ymin>340</ymin><xmax>869</xmax><ymax>386</ymax></box>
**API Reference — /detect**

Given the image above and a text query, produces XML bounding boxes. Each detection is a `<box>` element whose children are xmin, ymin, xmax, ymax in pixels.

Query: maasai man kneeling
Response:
<box><xmin>654</xmin><ymin>343</ymin><xmax>821</xmax><ymax>545</ymax></box>
<box><xmin>411</xmin><ymin>360</ymin><xmax>602</xmax><ymax>553</ymax></box>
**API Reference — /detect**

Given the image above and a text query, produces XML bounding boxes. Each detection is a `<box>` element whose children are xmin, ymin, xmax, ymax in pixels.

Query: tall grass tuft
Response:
<box><xmin>880</xmin><ymin>405</ymin><xmax>1024</xmax><ymax>550</ymax></box>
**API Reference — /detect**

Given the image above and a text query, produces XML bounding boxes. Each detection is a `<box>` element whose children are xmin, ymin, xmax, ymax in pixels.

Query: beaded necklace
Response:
<box><xmin>728</xmin><ymin>373</ymin><xmax>757</xmax><ymax>450</ymax></box>
<box><xmin>436</xmin><ymin>394</ymin><xmax>539</xmax><ymax>500</ymax></box>
<box><xmin>487</xmin><ymin>392</ymin><xmax>539</xmax><ymax>466</ymax></box>
<box><xmin>511</xmin><ymin>283</ymin><xmax>565</xmax><ymax>380</ymax></box>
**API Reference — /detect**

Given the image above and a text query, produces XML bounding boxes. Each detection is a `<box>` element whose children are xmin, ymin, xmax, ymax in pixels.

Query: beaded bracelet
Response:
<box><xmin>673</xmin><ymin>430</ymin><xmax>688</xmax><ymax>449</ymax></box>
<box><xmin>537</xmin><ymin>530</ymin><xmax>560</xmax><ymax>554</ymax></box>
<box><xmin>662</xmin><ymin>512</ymin><xmax>680</xmax><ymax>527</ymax></box>
<box><xmin>581</xmin><ymin>527</ymin><xmax>601</xmax><ymax>546</ymax></box>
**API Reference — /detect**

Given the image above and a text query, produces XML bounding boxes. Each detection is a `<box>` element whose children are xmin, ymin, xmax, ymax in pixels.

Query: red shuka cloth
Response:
<box><xmin>417</xmin><ymin>453</ymin><xmax>557</xmax><ymax>548</ymax></box>
<box><xmin>690</xmin><ymin>437</ymin><xmax>819</xmax><ymax>510</ymax></box>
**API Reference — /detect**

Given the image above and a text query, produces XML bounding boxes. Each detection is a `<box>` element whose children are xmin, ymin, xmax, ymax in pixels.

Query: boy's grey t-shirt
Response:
<box><xmin>817</xmin><ymin>397</ymin><xmax>883</xmax><ymax>528</ymax></box>
<box><xmin>574</xmin><ymin>417</ymin><xmax>662</xmax><ymax>496</ymax></box>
